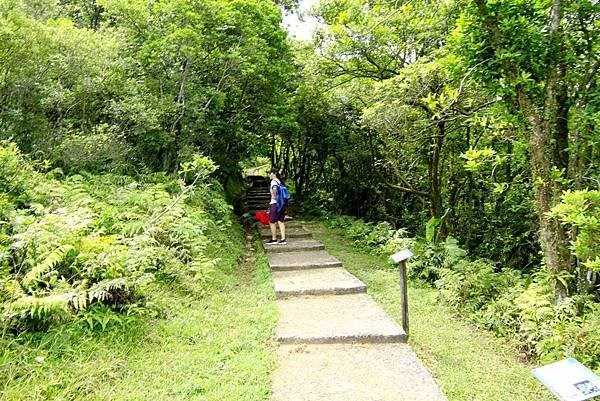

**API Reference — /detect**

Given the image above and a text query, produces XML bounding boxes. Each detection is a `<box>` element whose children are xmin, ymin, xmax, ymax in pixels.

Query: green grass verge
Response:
<box><xmin>306</xmin><ymin>221</ymin><xmax>554</xmax><ymax>401</ymax></box>
<box><xmin>0</xmin><ymin>236</ymin><xmax>277</xmax><ymax>401</ymax></box>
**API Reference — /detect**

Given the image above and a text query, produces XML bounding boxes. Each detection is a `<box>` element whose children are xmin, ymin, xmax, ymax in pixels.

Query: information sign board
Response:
<box><xmin>533</xmin><ymin>358</ymin><xmax>600</xmax><ymax>401</ymax></box>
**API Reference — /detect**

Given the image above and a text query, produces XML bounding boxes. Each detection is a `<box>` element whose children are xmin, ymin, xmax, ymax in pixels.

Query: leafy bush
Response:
<box><xmin>437</xmin><ymin>259</ymin><xmax>523</xmax><ymax>313</ymax></box>
<box><xmin>324</xmin><ymin>215</ymin><xmax>415</xmax><ymax>256</ymax></box>
<box><xmin>325</xmin><ymin>212</ymin><xmax>600</xmax><ymax>368</ymax></box>
<box><xmin>0</xmin><ymin>142</ymin><xmax>243</xmax><ymax>333</ymax></box>
<box><xmin>550</xmin><ymin>190</ymin><xmax>600</xmax><ymax>275</ymax></box>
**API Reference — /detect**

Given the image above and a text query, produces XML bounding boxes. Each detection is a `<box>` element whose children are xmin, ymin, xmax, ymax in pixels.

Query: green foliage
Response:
<box><xmin>0</xmin><ymin>142</ymin><xmax>242</xmax><ymax>332</ymax></box>
<box><xmin>549</xmin><ymin>190</ymin><xmax>600</xmax><ymax>272</ymax></box>
<box><xmin>325</xmin><ymin>213</ymin><xmax>600</xmax><ymax>368</ymax></box>
<box><xmin>0</xmin><ymin>0</ymin><xmax>296</xmax><ymax>174</ymax></box>
<box><xmin>0</xmin><ymin>240</ymin><xmax>275</xmax><ymax>400</ymax></box>
<box><xmin>324</xmin><ymin>215</ymin><xmax>415</xmax><ymax>257</ymax></box>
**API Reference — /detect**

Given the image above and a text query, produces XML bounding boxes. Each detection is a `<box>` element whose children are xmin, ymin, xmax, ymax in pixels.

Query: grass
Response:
<box><xmin>0</xmin><ymin>235</ymin><xmax>277</xmax><ymax>401</ymax></box>
<box><xmin>305</xmin><ymin>221</ymin><xmax>555</xmax><ymax>401</ymax></box>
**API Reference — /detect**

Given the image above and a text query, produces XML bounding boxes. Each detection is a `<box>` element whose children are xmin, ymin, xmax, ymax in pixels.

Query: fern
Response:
<box><xmin>86</xmin><ymin>277</ymin><xmax>131</xmax><ymax>305</ymax></box>
<box><xmin>22</xmin><ymin>244</ymin><xmax>76</xmax><ymax>288</ymax></box>
<box><xmin>64</xmin><ymin>181</ymin><xmax>95</xmax><ymax>207</ymax></box>
<box><xmin>1</xmin><ymin>143</ymin><xmax>242</xmax><ymax>332</ymax></box>
<box><xmin>9</xmin><ymin>293</ymin><xmax>70</xmax><ymax>319</ymax></box>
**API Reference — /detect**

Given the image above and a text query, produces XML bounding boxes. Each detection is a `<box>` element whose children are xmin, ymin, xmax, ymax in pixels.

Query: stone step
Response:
<box><xmin>260</xmin><ymin>228</ymin><xmax>311</xmax><ymax>239</ymax></box>
<box><xmin>275</xmin><ymin>293</ymin><xmax>407</xmax><ymax>344</ymax></box>
<box><xmin>265</xmin><ymin>239</ymin><xmax>325</xmax><ymax>253</ymax></box>
<box><xmin>246</xmin><ymin>202</ymin><xmax>270</xmax><ymax>208</ymax></box>
<box><xmin>246</xmin><ymin>197</ymin><xmax>270</xmax><ymax>203</ymax></box>
<box><xmin>275</xmin><ymin>219</ymin><xmax>301</xmax><ymax>227</ymax></box>
<box><xmin>247</xmin><ymin>204</ymin><xmax>270</xmax><ymax>209</ymax></box>
<box><xmin>272</xmin><ymin>343</ymin><xmax>448</xmax><ymax>401</ymax></box>
<box><xmin>273</xmin><ymin>268</ymin><xmax>367</xmax><ymax>298</ymax></box>
<box><xmin>248</xmin><ymin>208</ymin><xmax>269</xmax><ymax>215</ymax></box>
<box><xmin>268</xmin><ymin>250</ymin><xmax>342</xmax><ymax>271</ymax></box>
<box><xmin>254</xmin><ymin>219</ymin><xmax>298</xmax><ymax>230</ymax></box>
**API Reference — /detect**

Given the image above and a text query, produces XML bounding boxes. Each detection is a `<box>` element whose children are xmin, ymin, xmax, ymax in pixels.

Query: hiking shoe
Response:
<box><xmin>277</xmin><ymin>239</ymin><xmax>287</xmax><ymax>245</ymax></box>
<box><xmin>265</xmin><ymin>239</ymin><xmax>278</xmax><ymax>244</ymax></box>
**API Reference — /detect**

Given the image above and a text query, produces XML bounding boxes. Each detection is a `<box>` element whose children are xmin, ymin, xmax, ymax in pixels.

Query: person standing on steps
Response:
<box><xmin>266</xmin><ymin>167</ymin><xmax>288</xmax><ymax>245</ymax></box>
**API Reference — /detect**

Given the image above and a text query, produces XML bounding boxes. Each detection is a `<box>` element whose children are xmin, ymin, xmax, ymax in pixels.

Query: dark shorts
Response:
<box><xmin>269</xmin><ymin>203</ymin><xmax>287</xmax><ymax>223</ymax></box>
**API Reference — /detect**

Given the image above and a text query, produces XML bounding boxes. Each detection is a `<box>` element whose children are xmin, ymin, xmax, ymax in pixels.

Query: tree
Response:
<box><xmin>455</xmin><ymin>0</ymin><xmax>600</xmax><ymax>297</ymax></box>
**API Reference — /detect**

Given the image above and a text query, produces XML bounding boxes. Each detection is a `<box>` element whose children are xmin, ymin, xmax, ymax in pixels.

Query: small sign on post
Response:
<box><xmin>390</xmin><ymin>249</ymin><xmax>413</xmax><ymax>339</ymax></box>
<box><xmin>533</xmin><ymin>358</ymin><xmax>600</xmax><ymax>401</ymax></box>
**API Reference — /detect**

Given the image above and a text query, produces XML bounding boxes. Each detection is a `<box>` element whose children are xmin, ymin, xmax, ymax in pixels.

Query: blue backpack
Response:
<box><xmin>275</xmin><ymin>182</ymin><xmax>290</xmax><ymax>211</ymax></box>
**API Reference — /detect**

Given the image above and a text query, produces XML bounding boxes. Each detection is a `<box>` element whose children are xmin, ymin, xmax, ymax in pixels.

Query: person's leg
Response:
<box><xmin>277</xmin><ymin>205</ymin><xmax>287</xmax><ymax>244</ymax></box>
<box><xmin>267</xmin><ymin>204</ymin><xmax>278</xmax><ymax>243</ymax></box>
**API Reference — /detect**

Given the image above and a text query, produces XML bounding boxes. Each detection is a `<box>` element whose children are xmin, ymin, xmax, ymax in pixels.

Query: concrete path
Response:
<box><xmin>261</xmin><ymin>221</ymin><xmax>448</xmax><ymax>400</ymax></box>
<box><xmin>273</xmin><ymin>343</ymin><xmax>448</xmax><ymax>401</ymax></box>
<box><xmin>243</xmin><ymin>175</ymin><xmax>446</xmax><ymax>400</ymax></box>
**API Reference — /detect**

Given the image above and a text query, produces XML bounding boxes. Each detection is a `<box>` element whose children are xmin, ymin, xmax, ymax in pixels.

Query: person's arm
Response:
<box><xmin>271</xmin><ymin>185</ymin><xmax>278</xmax><ymax>203</ymax></box>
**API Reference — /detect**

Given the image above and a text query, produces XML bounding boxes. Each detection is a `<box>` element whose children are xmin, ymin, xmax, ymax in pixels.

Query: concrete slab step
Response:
<box><xmin>246</xmin><ymin>199</ymin><xmax>270</xmax><ymax>204</ymax></box>
<box><xmin>247</xmin><ymin>204</ymin><xmax>270</xmax><ymax>210</ymax></box>
<box><xmin>256</xmin><ymin>220</ymin><xmax>296</xmax><ymax>230</ymax></box>
<box><xmin>247</xmin><ymin>204</ymin><xmax>270</xmax><ymax>209</ymax></box>
<box><xmin>272</xmin><ymin>343</ymin><xmax>447</xmax><ymax>401</ymax></box>
<box><xmin>260</xmin><ymin>228</ymin><xmax>311</xmax><ymax>239</ymax></box>
<box><xmin>268</xmin><ymin>250</ymin><xmax>342</xmax><ymax>271</ymax></box>
<box><xmin>265</xmin><ymin>239</ymin><xmax>325</xmax><ymax>253</ymax></box>
<box><xmin>275</xmin><ymin>293</ymin><xmax>406</xmax><ymax>344</ymax></box>
<box><xmin>254</xmin><ymin>220</ymin><xmax>299</xmax><ymax>230</ymax></box>
<box><xmin>273</xmin><ymin>268</ymin><xmax>367</xmax><ymax>298</ymax></box>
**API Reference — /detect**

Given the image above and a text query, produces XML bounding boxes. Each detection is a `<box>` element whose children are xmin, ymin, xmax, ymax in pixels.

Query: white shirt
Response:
<box><xmin>269</xmin><ymin>178</ymin><xmax>280</xmax><ymax>205</ymax></box>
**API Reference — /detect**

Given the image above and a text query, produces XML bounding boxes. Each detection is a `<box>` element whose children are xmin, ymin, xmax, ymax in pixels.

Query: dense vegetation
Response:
<box><xmin>1</xmin><ymin>2</ymin><xmax>287</xmax><ymax>397</ymax></box>
<box><xmin>0</xmin><ymin>141</ymin><xmax>238</xmax><ymax>331</ymax></box>
<box><xmin>1</xmin><ymin>0</ymin><xmax>599</xmax><ymax>394</ymax></box>
<box><xmin>1</xmin><ymin>0</ymin><xmax>294</xmax><ymax>180</ymax></box>
<box><xmin>274</xmin><ymin>0</ymin><xmax>599</xmax><ymax>368</ymax></box>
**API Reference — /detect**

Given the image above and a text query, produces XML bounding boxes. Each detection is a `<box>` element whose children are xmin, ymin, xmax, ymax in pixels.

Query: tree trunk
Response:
<box><xmin>429</xmin><ymin>121</ymin><xmax>446</xmax><ymax>238</ymax></box>
<box><xmin>474</xmin><ymin>0</ymin><xmax>572</xmax><ymax>297</ymax></box>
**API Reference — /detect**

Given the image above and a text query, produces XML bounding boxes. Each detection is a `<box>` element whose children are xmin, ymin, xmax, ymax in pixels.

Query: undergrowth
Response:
<box><xmin>0</xmin><ymin>237</ymin><xmax>277</xmax><ymax>400</ymax></box>
<box><xmin>0</xmin><ymin>141</ymin><xmax>277</xmax><ymax>399</ymax></box>
<box><xmin>308</xmin><ymin>221</ymin><xmax>554</xmax><ymax>401</ymax></box>
<box><xmin>321</xmin><ymin>214</ymin><xmax>600</xmax><ymax>371</ymax></box>
<box><xmin>1</xmin><ymin>141</ymin><xmax>236</xmax><ymax>333</ymax></box>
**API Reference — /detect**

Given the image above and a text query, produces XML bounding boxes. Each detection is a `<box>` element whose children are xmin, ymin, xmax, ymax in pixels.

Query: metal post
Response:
<box><xmin>390</xmin><ymin>249</ymin><xmax>413</xmax><ymax>340</ymax></box>
<box><xmin>398</xmin><ymin>260</ymin><xmax>409</xmax><ymax>337</ymax></box>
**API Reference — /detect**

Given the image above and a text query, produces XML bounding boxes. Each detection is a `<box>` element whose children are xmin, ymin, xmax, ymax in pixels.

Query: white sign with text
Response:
<box><xmin>533</xmin><ymin>358</ymin><xmax>600</xmax><ymax>401</ymax></box>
